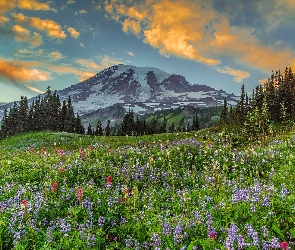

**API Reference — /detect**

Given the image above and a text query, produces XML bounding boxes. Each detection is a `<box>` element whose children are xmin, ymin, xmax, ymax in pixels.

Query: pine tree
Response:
<box><xmin>219</xmin><ymin>97</ymin><xmax>227</xmax><ymax>126</ymax></box>
<box><xmin>64</xmin><ymin>96</ymin><xmax>75</xmax><ymax>133</ymax></box>
<box><xmin>75</xmin><ymin>114</ymin><xmax>85</xmax><ymax>134</ymax></box>
<box><xmin>18</xmin><ymin>96</ymin><xmax>29</xmax><ymax>132</ymax></box>
<box><xmin>105</xmin><ymin>120</ymin><xmax>111</xmax><ymax>136</ymax></box>
<box><xmin>191</xmin><ymin>113</ymin><xmax>200</xmax><ymax>131</ymax></box>
<box><xmin>160</xmin><ymin>116</ymin><xmax>167</xmax><ymax>133</ymax></box>
<box><xmin>95</xmin><ymin>120</ymin><xmax>103</xmax><ymax>136</ymax></box>
<box><xmin>87</xmin><ymin>123</ymin><xmax>93</xmax><ymax>136</ymax></box>
<box><xmin>60</xmin><ymin>100</ymin><xmax>67</xmax><ymax>131</ymax></box>
<box><xmin>0</xmin><ymin>109</ymin><xmax>8</xmax><ymax>138</ymax></box>
<box><xmin>120</xmin><ymin>110</ymin><xmax>135</xmax><ymax>136</ymax></box>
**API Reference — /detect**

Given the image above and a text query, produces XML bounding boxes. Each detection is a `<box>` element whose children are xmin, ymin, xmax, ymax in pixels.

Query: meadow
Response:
<box><xmin>0</xmin><ymin>130</ymin><xmax>294</xmax><ymax>249</ymax></box>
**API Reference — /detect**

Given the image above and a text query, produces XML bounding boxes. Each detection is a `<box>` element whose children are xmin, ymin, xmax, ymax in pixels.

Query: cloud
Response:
<box><xmin>0</xmin><ymin>1</ymin><xmax>16</xmax><ymax>14</ymax></box>
<box><xmin>0</xmin><ymin>16</ymin><xmax>9</xmax><ymax>25</ymax></box>
<box><xmin>0</xmin><ymin>57</ymin><xmax>51</xmax><ymax>93</ymax></box>
<box><xmin>67</xmin><ymin>0</ymin><xmax>75</xmax><ymax>4</ymax></box>
<box><xmin>49</xmin><ymin>51</ymin><xmax>63</xmax><ymax>60</ymax></box>
<box><xmin>12</xmin><ymin>24</ymin><xmax>42</xmax><ymax>46</ymax></box>
<box><xmin>0</xmin><ymin>0</ymin><xmax>50</xmax><ymax>14</ymax></box>
<box><xmin>48</xmin><ymin>56</ymin><xmax>123</xmax><ymax>81</ymax></box>
<box><xmin>67</xmin><ymin>27</ymin><xmax>80</xmax><ymax>38</ymax></box>
<box><xmin>127</xmin><ymin>51</ymin><xmax>134</xmax><ymax>56</ymax></box>
<box><xmin>104</xmin><ymin>0</ymin><xmax>295</xmax><ymax>73</ymax></box>
<box><xmin>17</xmin><ymin>0</ymin><xmax>50</xmax><ymax>11</ymax></box>
<box><xmin>216</xmin><ymin>66</ymin><xmax>250</xmax><ymax>83</ymax></box>
<box><xmin>122</xmin><ymin>19</ymin><xmax>141</xmax><ymax>35</ymax></box>
<box><xmin>80</xmin><ymin>43</ymin><xmax>85</xmax><ymax>47</ymax></box>
<box><xmin>12</xmin><ymin>13</ymin><xmax>67</xmax><ymax>39</ymax></box>
<box><xmin>79</xmin><ymin>9</ymin><xmax>88</xmax><ymax>14</ymax></box>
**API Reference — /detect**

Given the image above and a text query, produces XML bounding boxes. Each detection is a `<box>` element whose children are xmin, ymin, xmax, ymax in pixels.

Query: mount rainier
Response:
<box><xmin>0</xmin><ymin>64</ymin><xmax>239</xmax><ymax>120</ymax></box>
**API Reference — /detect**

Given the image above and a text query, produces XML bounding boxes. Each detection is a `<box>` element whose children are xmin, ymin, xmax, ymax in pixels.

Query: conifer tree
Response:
<box><xmin>191</xmin><ymin>113</ymin><xmax>200</xmax><ymax>131</ymax></box>
<box><xmin>18</xmin><ymin>96</ymin><xmax>29</xmax><ymax>132</ymax></box>
<box><xmin>75</xmin><ymin>114</ymin><xmax>85</xmax><ymax>134</ymax></box>
<box><xmin>64</xmin><ymin>96</ymin><xmax>75</xmax><ymax>133</ymax></box>
<box><xmin>120</xmin><ymin>110</ymin><xmax>135</xmax><ymax>136</ymax></box>
<box><xmin>105</xmin><ymin>120</ymin><xmax>111</xmax><ymax>136</ymax></box>
<box><xmin>87</xmin><ymin>123</ymin><xmax>93</xmax><ymax>136</ymax></box>
<box><xmin>95</xmin><ymin>120</ymin><xmax>103</xmax><ymax>136</ymax></box>
<box><xmin>219</xmin><ymin>97</ymin><xmax>227</xmax><ymax>126</ymax></box>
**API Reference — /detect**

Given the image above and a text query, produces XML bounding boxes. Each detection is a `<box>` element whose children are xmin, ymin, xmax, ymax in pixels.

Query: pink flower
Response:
<box><xmin>52</xmin><ymin>182</ymin><xmax>58</xmax><ymax>193</ymax></box>
<box><xmin>79</xmin><ymin>148</ymin><xmax>84</xmax><ymax>157</ymax></box>
<box><xmin>77</xmin><ymin>188</ymin><xmax>83</xmax><ymax>202</ymax></box>
<box><xmin>106</xmin><ymin>176</ymin><xmax>112</xmax><ymax>185</ymax></box>
<box><xmin>21</xmin><ymin>199</ymin><xmax>27</xmax><ymax>210</ymax></box>
<box><xmin>42</xmin><ymin>147</ymin><xmax>46</xmax><ymax>156</ymax></box>
<box><xmin>281</xmin><ymin>241</ymin><xmax>288</xmax><ymax>249</ymax></box>
<box><xmin>209</xmin><ymin>232</ymin><xmax>217</xmax><ymax>240</ymax></box>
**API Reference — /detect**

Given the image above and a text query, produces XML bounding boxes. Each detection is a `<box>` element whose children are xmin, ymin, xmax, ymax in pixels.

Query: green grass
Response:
<box><xmin>0</xmin><ymin>129</ymin><xmax>294</xmax><ymax>249</ymax></box>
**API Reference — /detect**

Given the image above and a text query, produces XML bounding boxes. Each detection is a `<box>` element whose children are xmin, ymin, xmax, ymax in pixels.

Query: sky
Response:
<box><xmin>1</xmin><ymin>0</ymin><xmax>295</xmax><ymax>103</ymax></box>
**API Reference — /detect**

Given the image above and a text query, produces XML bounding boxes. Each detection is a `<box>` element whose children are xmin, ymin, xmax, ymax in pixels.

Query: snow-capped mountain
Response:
<box><xmin>57</xmin><ymin>64</ymin><xmax>239</xmax><ymax>115</ymax></box>
<box><xmin>0</xmin><ymin>64</ymin><xmax>239</xmax><ymax>121</ymax></box>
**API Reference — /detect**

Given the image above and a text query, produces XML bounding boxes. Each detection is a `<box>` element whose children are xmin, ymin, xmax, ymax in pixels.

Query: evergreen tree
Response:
<box><xmin>60</xmin><ymin>100</ymin><xmax>67</xmax><ymax>131</ymax></box>
<box><xmin>191</xmin><ymin>113</ymin><xmax>200</xmax><ymax>131</ymax></box>
<box><xmin>64</xmin><ymin>96</ymin><xmax>75</xmax><ymax>133</ymax></box>
<box><xmin>87</xmin><ymin>123</ymin><xmax>93</xmax><ymax>136</ymax></box>
<box><xmin>105</xmin><ymin>120</ymin><xmax>111</xmax><ymax>136</ymax></box>
<box><xmin>0</xmin><ymin>109</ymin><xmax>8</xmax><ymax>138</ymax></box>
<box><xmin>75</xmin><ymin>114</ymin><xmax>85</xmax><ymax>134</ymax></box>
<box><xmin>160</xmin><ymin>116</ymin><xmax>167</xmax><ymax>133</ymax></box>
<box><xmin>168</xmin><ymin>122</ymin><xmax>175</xmax><ymax>133</ymax></box>
<box><xmin>95</xmin><ymin>120</ymin><xmax>103</xmax><ymax>136</ymax></box>
<box><xmin>18</xmin><ymin>96</ymin><xmax>29</xmax><ymax>132</ymax></box>
<box><xmin>120</xmin><ymin>110</ymin><xmax>135</xmax><ymax>136</ymax></box>
<box><xmin>219</xmin><ymin>97</ymin><xmax>227</xmax><ymax>126</ymax></box>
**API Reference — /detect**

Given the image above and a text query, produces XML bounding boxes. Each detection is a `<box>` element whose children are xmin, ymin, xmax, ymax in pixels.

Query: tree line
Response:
<box><xmin>219</xmin><ymin>67</ymin><xmax>295</xmax><ymax>140</ymax></box>
<box><xmin>0</xmin><ymin>87</ymin><xmax>84</xmax><ymax>139</ymax></box>
<box><xmin>86</xmin><ymin>109</ymin><xmax>200</xmax><ymax>136</ymax></box>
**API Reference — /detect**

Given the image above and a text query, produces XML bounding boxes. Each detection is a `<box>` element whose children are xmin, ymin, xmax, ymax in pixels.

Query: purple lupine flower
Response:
<box><xmin>98</xmin><ymin>216</ymin><xmax>105</xmax><ymax>227</ymax></box>
<box><xmin>150</xmin><ymin>233</ymin><xmax>162</xmax><ymax>247</ymax></box>
<box><xmin>162</xmin><ymin>221</ymin><xmax>172</xmax><ymax>236</ymax></box>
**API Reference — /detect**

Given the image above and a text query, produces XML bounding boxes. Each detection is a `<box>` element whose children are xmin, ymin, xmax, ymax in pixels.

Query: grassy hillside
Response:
<box><xmin>0</xmin><ymin>129</ymin><xmax>294</xmax><ymax>249</ymax></box>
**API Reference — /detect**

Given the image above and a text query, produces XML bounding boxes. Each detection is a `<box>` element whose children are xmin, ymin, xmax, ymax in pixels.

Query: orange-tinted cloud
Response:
<box><xmin>0</xmin><ymin>1</ymin><xmax>16</xmax><ymax>14</ymax></box>
<box><xmin>0</xmin><ymin>0</ymin><xmax>50</xmax><ymax>14</ymax></box>
<box><xmin>122</xmin><ymin>19</ymin><xmax>141</xmax><ymax>35</ymax></box>
<box><xmin>12</xmin><ymin>24</ymin><xmax>42</xmax><ymax>46</ymax></box>
<box><xmin>49</xmin><ymin>51</ymin><xmax>63</xmax><ymax>60</ymax></box>
<box><xmin>12</xmin><ymin>13</ymin><xmax>67</xmax><ymax>39</ymax></box>
<box><xmin>105</xmin><ymin>0</ymin><xmax>295</xmax><ymax>73</ymax></box>
<box><xmin>0</xmin><ymin>57</ymin><xmax>51</xmax><ymax>85</ymax></box>
<box><xmin>67</xmin><ymin>27</ymin><xmax>80</xmax><ymax>38</ymax></box>
<box><xmin>17</xmin><ymin>0</ymin><xmax>50</xmax><ymax>11</ymax></box>
<box><xmin>216</xmin><ymin>66</ymin><xmax>250</xmax><ymax>83</ymax></box>
<box><xmin>0</xmin><ymin>15</ymin><xmax>9</xmax><ymax>24</ymax></box>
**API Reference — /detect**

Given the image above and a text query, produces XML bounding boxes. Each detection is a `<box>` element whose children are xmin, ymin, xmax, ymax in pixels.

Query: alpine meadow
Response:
<box><xmin>0</xmin><ymin>68</ymin><xmax>295</xmax><ymax>249</ymax></box>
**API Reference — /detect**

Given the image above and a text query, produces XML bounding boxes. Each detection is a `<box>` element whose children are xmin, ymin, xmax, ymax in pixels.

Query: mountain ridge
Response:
<box><xmin>0</xmin><ymin>64</ymin><xmax>239</xmax><ymax>121</ymax></box>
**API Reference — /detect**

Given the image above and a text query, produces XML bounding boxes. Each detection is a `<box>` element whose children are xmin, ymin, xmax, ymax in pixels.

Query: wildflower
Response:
<box><xmin>42</xmin><ymin>147</ymin><xmax>46</xmax><ymax>156</ymax></box>
<box><xmin>106</xmin><ymin>175</ymin><xmax>112</xmax><ymax>185</ymax></box>
<box><xmin>281</xmin><ymin>241</ymin><xmax>288</xmax><ymax>249</ymax></box>
<box><xmin>209</xmin><ymin>232</ymin><xmax>217</xmax><ymax>240</ymax></box>
<box><xmin>52</xmin><ymin>182</ymin><xmax>58</xmax><ymax>193</ymax></box>
<box><xmin>79</xmin><ymin>148</ymin><xmax>84</xmax><ymax>157</ymax></box>
<box><xmin>60</xmin><ymin>167</ymin><xmax>65</xmax><ymax>173</ymax></box>
<box><xmin>21</xmin><ymin>199</ymin><xmax>27</xmax><ymax>210</ymax></box>
<box><xmin>77</xmin><ymin>188</ymin><xmax>83</xmax><ymax>202</ymax></box>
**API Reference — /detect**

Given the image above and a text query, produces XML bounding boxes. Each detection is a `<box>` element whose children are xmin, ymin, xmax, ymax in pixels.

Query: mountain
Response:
<box><xmin>57</xmin><ymin>64</ymin><xmax>239</xmax><ymax>115</ymax></box>
<box><xmin>0</xmin><ymin>64</ymin><xmax>239</xmax><ymax>122</ymax></box>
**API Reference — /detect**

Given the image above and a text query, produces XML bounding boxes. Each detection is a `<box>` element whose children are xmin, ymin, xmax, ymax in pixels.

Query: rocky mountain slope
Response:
<box><xmin>0</xmin><ymin>64</ymin><xmax>239</xmax><ymax>122</ymax></box>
